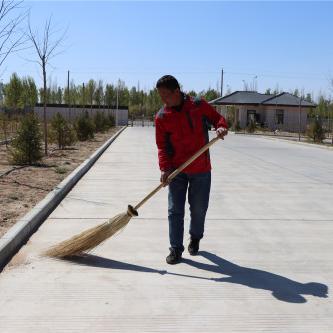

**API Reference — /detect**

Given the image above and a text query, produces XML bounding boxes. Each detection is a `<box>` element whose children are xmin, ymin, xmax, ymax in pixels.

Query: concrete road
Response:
<box><xmin>0</xmin><ymin>127</ymin><xmax>332</xmax><ymax>332</ymax></box>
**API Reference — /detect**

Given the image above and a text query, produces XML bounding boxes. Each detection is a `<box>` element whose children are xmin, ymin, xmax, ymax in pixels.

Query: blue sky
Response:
<box><xmin>2</xmin><ymin>1</ymin><xmax>333</xmax><ymax>100</ymax></box>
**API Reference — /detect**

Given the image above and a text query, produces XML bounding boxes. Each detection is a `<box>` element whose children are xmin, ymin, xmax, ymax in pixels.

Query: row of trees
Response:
<box><xmin>0</xmin><ymin>73</ymin><xmax>223</xmax><ymax>119</ymax></box>
<box><xmin>2</xmin><ymin>72</ymin><xmax>333</xmax><ymax>123</ymax></box>
<box><xmin>9</xmin><ymin>110</ymin><xmax>115</xmax><ymax>165</ymax></box>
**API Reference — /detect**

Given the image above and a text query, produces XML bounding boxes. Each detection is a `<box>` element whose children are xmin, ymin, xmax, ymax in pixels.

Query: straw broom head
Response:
<box><xmin>44</xmin><ymin>205</ymin><xmax>138</xmax><ymax>258</ymax></box>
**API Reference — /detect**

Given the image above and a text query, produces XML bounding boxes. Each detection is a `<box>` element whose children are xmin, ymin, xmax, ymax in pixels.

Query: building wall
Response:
<box><xmin>200</xmin><ymin>103</ymin><xmax>310</xmax><ymax>132</ymax></box>
<box><xmin>229</xmin><ymin>105</ymin><xmax>309</xmax><ymax>132</ymax></box>
<box><xmin>239</xmin><ymin>106</ymin><xmax>248</xmax><ymax>128</ymax></box>
<box><xmin>263</xmin><ymin>106</ymin><xmax>308</xmax><ymax>132</ymax></box>
<box><xmin>33</xmin><ymin>106</ymin><xmax>128</xmax><ymax>126</ymax></box>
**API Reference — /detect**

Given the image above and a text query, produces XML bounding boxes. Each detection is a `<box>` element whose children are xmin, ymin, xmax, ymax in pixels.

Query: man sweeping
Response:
<box><xmin>155</xmin><ymin>75</ymin><xmax>228</xmax><ymax>265</ymax></box>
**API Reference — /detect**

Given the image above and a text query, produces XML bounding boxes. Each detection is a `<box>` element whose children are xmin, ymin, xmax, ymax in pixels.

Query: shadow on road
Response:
<box><xmin>64</xmin><ymin>251</ymin><xmax>328</xmax><ymax>303</ymax></box>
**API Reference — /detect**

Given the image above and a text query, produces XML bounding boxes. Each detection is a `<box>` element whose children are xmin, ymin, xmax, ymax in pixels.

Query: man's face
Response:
<box><xmin>157</xmin><ymin>87</ymin><xmax>180</xmax><ymax>107</ymax></box>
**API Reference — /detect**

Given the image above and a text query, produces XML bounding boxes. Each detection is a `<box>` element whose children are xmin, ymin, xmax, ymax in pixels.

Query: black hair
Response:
<box><xmin>156</xmin><ymin>75</ymin><xmax>180</xmax><ymax>91</ymax></box>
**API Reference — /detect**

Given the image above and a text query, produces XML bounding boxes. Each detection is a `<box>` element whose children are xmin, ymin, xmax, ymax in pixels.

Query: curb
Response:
<box><xmin>0</xmin><ymin>126</ymin><xmax>127</xmax><ymax>271</ymax></box>
<box><xmin>246</xmin><ymin>134</ymin><xmax>333</xmax><ymax>151</ymax></box>
<box><xmin>235</xmin><ymin>132</ymin><xmax>333</xmax><ymax>150</ymax></box>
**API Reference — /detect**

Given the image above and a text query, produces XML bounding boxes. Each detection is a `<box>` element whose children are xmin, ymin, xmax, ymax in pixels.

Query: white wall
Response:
<box><xmin>33</xmin><ymin>106</ymin><xmax>128</xmax><ymax>126</ymax></box>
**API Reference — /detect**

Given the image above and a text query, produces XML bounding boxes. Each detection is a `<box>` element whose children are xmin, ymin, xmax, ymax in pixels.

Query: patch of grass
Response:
<box><xmin>54</xmin><ymin>166</ymin><xmax>68</xmax><ymax>174</ymax></box>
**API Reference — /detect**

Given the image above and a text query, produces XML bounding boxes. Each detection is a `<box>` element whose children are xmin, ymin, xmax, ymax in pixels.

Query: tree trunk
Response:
<box><xmin>43</xmin><ymin>61</ymin><xmax>48</xmax><ymax>155</ymax></box>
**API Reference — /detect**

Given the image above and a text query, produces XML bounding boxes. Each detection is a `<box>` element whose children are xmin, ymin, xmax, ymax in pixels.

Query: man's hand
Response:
<box><xmin>216</xmin><ymin>127</ymin><xmax>228</xmax><ymax>140</ymax></box>
<box><xmin>160</xmin><ymin>170</ymin><xmax>172</xmax><ymax>187</ymax></box>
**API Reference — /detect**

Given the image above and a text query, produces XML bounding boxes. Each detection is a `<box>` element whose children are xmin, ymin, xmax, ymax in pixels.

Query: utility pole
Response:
<box><xmin>82</xmin><ymin>82</ymin><xmax>85</xmax><ymax>114</ymax></box>
<box><xmin>331</xmin><ymin>103</ymin><xmax>333</xmax><ymax>145</ymax></box>
<box><xmin>116</xmin><ymin>82</ymin><xmax>119</xmax><ymax>126</ymax></box>
<box><xmin>220</xmin><ymin>68</ymin><xmax>224</xmax><ymax>97</ymax></box>
<box><xmin>67</xmin><ymin>70</ymin><xmax>71</xmax><ymax>121</ymax></box>
<box><xmin>298</xmin><ymin>96</ymin><xmax>302</xmax><ymax>142</ymax></box>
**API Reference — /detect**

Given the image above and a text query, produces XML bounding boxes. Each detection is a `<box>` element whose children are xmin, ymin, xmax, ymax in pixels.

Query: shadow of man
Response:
<box><xmin>182</xmin><ymin>251</ymin><xmax>328</xmax><ymax>303</ymax></box>
<box><xmin>63</xmin><ymin>251</ymin><xmax>328</xmax><ymax>303</ymax></box>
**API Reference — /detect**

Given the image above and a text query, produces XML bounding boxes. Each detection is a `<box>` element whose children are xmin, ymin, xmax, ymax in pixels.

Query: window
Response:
<box><xmin>247</xmin><ymin>110</ymin><xmax>261</xmax><ymax>125</ymax></box>
<box><xmin>276</xmin><ymin>109</ymin><xmax>284</xmax><ymax>124</ymax></box>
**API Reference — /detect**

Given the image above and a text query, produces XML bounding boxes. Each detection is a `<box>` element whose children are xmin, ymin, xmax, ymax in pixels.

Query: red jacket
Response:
<box><xmin>155</xmin><ymin>93</ymin><xmax>227</xmax><ymax>174</ymax></box>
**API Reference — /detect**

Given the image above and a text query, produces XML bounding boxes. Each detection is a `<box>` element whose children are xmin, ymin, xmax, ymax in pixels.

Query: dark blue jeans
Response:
<box><xmin>168</xmin><ymin>171</ymin><xmax>211</xmax><ymax>253</ymax></box>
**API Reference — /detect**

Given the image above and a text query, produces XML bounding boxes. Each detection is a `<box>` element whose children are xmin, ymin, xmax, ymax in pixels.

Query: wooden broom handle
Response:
<box><xmin>133</xmin><ymin>137</ymin><xmax>220</xmax><ymax>211</ymax></box>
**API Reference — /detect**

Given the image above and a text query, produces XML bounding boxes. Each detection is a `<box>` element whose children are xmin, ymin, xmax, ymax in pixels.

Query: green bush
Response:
<box><xmin>54</xmin><ymin>166</ymin><xmax>68</xmax><ymax>174</ymax></box>
<box><xmin>50</xmin><ymin>112</ymin><xmax>76</xmax><ymax>149</ymax></box>
<box><xmin>75</xmin><ymin>112</ymin><xmax>95</xmax><ymax>141</ymax></box>
<box><xmin>10</xmin><ymin>112</ymin><xmax>43</xmax><ymax>165</ymax></box>
<box><xmin>106</xmin><ymin>113</ymin><xmax>115</xmax><ymax>128</ymax></box>
<box><xmin>93</xmin><ymin>111</ymin><xmax>108</xmax><ymax>132</ymax></box>
<box><xmin>307</xmin><ymin>118</ymin><xmax>326</xmax><ymax>143</ymax></box>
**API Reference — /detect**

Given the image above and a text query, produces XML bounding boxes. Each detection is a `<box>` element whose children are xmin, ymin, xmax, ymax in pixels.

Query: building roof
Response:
<box><xmin>261</xmin><ymin>92</ymin><xmax>316</xmax><ymax>107</ymax></box>
<box><xmin>209</xmin><ymin>91</ymin><xmax>316</xmax><ymax>108</ymax></box>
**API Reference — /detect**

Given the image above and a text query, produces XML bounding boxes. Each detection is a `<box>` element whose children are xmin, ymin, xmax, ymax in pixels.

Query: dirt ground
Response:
<box><xmin>0</xmin><ymin>127</ymin><xmax>119</xmax><ymax>238</ymax></box>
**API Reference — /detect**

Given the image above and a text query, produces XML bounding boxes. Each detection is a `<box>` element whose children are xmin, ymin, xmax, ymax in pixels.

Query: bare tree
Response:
<box><xmin>27</xmin><ymin>15</ymin><xmax>66</xmax><ymax>155</ymax></box>
<box><xmin>0</xmin><ymin>0</ymin><xmax>27</xmax><ymax>69</ymax></box>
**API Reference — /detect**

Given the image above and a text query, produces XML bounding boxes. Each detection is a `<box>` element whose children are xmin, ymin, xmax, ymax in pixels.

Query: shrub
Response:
<box><xmin>10</xmin><ymin>112</ymin><xmax>43</xmax><ymax>165</ymax></box>
<box><xmin>75</xmin><ymin>112</ymin><xmax>95</xmax><ymax>141</ymax></box>
<box><xmin>307</xmin><ymin>118</ymin><xmax>326</xmax><ymax>143</ymax></box>
<box><xmin>54</xmin><ymin>166</ymin><xmax>68</xmax><ymax>174</ymax></box>
<box><xmin>93</xmin><ymin>111</ymin><xmax>108</xmax><ymax>132</ymax></box>
<box><xmin>50</xmin><ymin>112</ymin><xmax>76</xmax><ymax>149</ymax></box>
<box><xmin>106</xmin><ymin>113</ymin><xmax>115</xmax><ymax>128</ymax></box>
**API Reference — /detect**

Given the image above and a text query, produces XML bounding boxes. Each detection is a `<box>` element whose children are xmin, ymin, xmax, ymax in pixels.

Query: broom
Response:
<box><xmin>44</xmin><ymin>136</ymin><xmax>220</xmax><ymax>258</ymax></box>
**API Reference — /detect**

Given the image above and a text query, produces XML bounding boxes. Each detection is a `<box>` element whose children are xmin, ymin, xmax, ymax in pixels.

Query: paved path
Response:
<box><xmin>0</xmin><ymin>127</ymin><xmax>332</xmax><ymax>332</ymax></box>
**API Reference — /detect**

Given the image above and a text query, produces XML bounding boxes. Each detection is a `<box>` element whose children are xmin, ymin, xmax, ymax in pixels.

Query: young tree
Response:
<box><xmin>117</xmin><ymin>79</ymin><xmax>129</xmax><ymax>106</ymax></box>
<box><xmin>202</xmin><ymin>88</ymin><xmax>219</xmax><ymax>101</ymax></box>
<box><xmin>10</xmin><ymin>112</ymin><xmax>43</xmax><ymax>165</ymax></box>
<box><xmin>20</xmin><ymin>76</ymin><xmax>38</xmax><ymax>110</ymax></box>
<box><xmin>4</xmin><ymin>73</ymin><xmax>23</xmax><ymax>112</ymax></box>
<box><xmin>293</xmin><ymin>89</ymin><xmax>300</xmax><ymax>97</ymax></box>
<box><xmin>305</xmin><ymin>93</ymin><xmax>313</xmax><ymax>103</ymax></box>
<box><xmin>104</xmin><ymin>83</ymin><xmax>115</xmax><ymax>107</ymax></box>
<box><xmin>50</xmin><ymin>112</ymin><xmax>76</xmax><ymax>149</ymax></box>
<box><xmin>75</xmin><ymin>111</ymin><xmax>95</xmax><ymax>141</ymax></box>
<box><xmin>78</xmin><ymin>83</ymin><xmax>88</xmax><ymax>106</ymax></box>
<box><xmin>94</xmin><ymin>80</ymin><xmax>104</xmax><ymax>107</ymax></box>
<box><xmin>27</xmin><ymin>15</ymin><xmax>67</xmax><ymax>155</ymax></box>
<box><xmin>86</xmin><ymin>79</ymin><xmax>96</xmax><ymax>107</ymax></box>
<box><xmin>56</xmin><ymin>87</ymin><xmax>63</xmax><ymax>104</ymax></box>
<box><xmin>307</xmin><ymin>118</ymin><xmax>325</xmax><ymax>143</ymax></box>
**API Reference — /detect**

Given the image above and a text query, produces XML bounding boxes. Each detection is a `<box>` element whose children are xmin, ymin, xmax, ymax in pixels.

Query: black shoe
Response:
<box><xmin>188</xmin><ymin>238</ymin><xmax>200</xmax><ymax>255</ymax></box>
<box><xmin>166</xmin><ymin>248</ymin><xmax>182</xmax><ymax>265</ymax></box>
